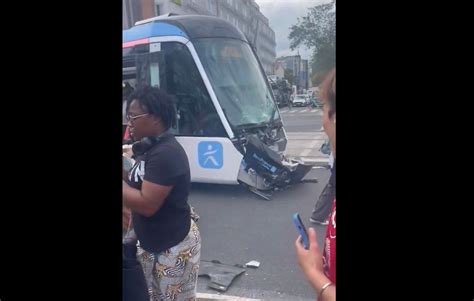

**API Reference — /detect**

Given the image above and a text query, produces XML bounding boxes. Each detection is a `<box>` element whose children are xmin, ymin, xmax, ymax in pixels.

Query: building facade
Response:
<box><xmin>300</xmin><ymin>59</ymin><xmax>309</xmax><ymax>91</ymax></box>
<box><xmin>274</xmin><ymin>61</ymin><xmax>285</xmax><ymax>80</ymax></box>
<box><xmin>277</xmin><ymin>55</ymin><xmax>310</xmax><ymax>93</ymax></box>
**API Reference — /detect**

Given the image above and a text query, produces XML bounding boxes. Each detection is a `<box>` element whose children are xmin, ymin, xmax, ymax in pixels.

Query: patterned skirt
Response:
<box><xmin>137</xmin><ymin>220</ymin><xmax>201</xmax><ymax>301</ymax></box>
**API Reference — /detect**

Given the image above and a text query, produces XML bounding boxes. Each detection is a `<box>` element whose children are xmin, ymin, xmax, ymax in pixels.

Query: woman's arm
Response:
<box><xmin>123</xmin><ymin>180</ymin><xmax>172</xmax><ymax>217</ymax></box>
<box><xmin>123</xmin><ymin>205</ymin><xmax>132</xmax><ymax>230</ymax></box>
<box><xmin>295</xmin><ymin>227</ymin><xmax>335</xmax><ymax>301</ymax></box>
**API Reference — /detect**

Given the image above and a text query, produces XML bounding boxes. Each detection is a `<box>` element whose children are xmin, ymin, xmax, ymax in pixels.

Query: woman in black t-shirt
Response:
<box><xmin>123</xmin><ymin>86</ymin><xmax>201</xmax><ymax>300</ymax></box>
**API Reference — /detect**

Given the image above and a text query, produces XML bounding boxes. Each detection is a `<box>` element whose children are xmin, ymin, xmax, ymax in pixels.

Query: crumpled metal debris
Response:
<box><xmin>198</xmin><ymin>260</ymin><xmax>246</xmax><ymax>292</ymax></box>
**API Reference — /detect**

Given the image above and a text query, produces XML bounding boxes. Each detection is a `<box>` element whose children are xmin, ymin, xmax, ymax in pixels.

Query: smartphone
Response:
<box><xmin>293</xmin><ymin>213</ymin><xmax>310</xmax><ymax>250</ymax></box>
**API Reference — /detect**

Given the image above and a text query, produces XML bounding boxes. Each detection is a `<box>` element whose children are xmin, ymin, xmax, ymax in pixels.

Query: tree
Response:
<box><xmin>310</xmin><ymin>44</ymin><xmax>335</xmax><ymax>85</ymax></box>
<box><xmin>284</xmin><ymin>69</ymin><xmax>294</xmax><ymax>85</ymax></box>
<box><xmin>288</xmin><ymin>1</ymin><xmax>335</xmax><ymax>86</ymax></box>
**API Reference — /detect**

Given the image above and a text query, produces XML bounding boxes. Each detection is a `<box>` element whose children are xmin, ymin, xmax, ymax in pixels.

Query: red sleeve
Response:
<box><xmin>323</xmin><ymin>199</ymin><xmax>336</xmax><ymax>284</ymax></box>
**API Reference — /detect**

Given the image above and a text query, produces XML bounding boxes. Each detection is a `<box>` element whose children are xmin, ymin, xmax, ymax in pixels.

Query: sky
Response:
<box><xmin>255</xmin><ymin>0</ymin><xmax>332</xmax><ymax>60</ymax></box>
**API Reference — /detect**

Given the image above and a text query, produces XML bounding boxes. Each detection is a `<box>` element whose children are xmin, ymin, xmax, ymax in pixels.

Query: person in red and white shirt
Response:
<box><xmin>295</xmin><ymin>68</ymin><xmax>336</xmax><ymax>301</ymax></box>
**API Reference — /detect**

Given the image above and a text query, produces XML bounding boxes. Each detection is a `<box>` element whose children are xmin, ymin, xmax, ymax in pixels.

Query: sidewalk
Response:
<box><xmin>284</xmin><ymin>131</ymin><xmax>329</xmax><ymax>166</ymax></box>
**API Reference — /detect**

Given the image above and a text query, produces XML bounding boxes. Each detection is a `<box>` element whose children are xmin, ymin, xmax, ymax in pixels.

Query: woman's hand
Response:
<box><xmin>295</xmin><ymin>227</ymin><xmax>324</xmax><ymax>280</ymax></box>
<box><xmin>295</xmin><ymin>227</ymin><xmax>333</xmax><ymax>298</ymax></box>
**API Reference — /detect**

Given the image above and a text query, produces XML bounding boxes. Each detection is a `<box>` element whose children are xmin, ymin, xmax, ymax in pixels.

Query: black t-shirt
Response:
<box><xmin>126</xmin><ymin>134</ymin><xmax>191</xmax><ymax>253</ymax></box>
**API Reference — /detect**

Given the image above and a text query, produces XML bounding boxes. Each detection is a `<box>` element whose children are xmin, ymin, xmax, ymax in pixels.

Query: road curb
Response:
<box><xmin>197</xmin><ymin>292</ymin><xmax>261</xmax><ymax>301</ymax></box>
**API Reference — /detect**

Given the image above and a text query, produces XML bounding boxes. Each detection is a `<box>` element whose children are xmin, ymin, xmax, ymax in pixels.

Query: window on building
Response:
<box><xmin>155</xmin><ymin>5</ymin><xmax>160</xmax><ymax>16</ymax></box>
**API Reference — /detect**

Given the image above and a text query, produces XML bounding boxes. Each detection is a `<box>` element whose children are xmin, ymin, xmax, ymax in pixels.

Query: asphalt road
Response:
<box><xmin>192</xmin><ymin>167</ymin><xmax>331</xmax><ymax>300</ymax></box>
<box><xmin>279</xmin><ymin>106</ymin><xmax>322</xmax><ymax>132</ymax></box>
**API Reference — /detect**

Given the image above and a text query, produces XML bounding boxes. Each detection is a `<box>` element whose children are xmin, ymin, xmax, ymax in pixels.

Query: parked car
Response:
<box><xmin>292</xmin><ymin>94</ymin><xmax>309</xmax><ymax>107</ymax></box>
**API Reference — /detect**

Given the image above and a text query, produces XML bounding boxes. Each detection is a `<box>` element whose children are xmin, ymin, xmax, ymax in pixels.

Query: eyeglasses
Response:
<box><xmin>126</xmin><ymin>113</ymin><xmax>148</xmax><ymax>122</ymax></box>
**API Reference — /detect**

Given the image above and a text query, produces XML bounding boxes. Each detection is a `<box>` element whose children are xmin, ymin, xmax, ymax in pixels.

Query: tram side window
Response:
<box><xmin>138</xmin><ymin>42</ymin><xmax>227</xmax><ymax>137</ymax></box>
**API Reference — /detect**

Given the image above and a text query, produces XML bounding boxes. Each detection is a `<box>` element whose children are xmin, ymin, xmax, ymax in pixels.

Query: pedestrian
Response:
<box><xmin>310</xmin><ymin>152</ymin><xmax>335</xmax><ymax>225</ymax></box>
<box><xmin>295</xmin><ymin>68</ymin><xmax>335</xmax><ymax>301</ymax></box>
<box><xmin>123</xmin><ymin>85</ymin><xmax>201</xmax><ymax>300</ymax></box>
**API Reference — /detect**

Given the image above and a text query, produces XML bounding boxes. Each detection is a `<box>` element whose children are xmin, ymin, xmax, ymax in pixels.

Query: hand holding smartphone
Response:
<box><xmin>293</xmin><ymin>213</ymin><xmax>309</xmax><ymax>250</ymax></box>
